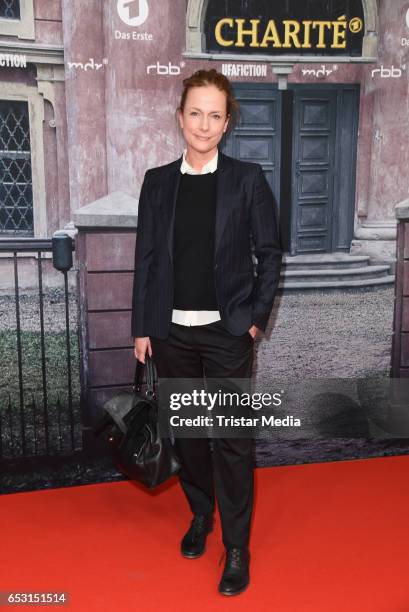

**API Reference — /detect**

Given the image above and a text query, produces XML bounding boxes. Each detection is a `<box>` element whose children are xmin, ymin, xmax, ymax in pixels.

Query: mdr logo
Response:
<box><xmin>117</xmin><ymin>0</ymin><xmax>149</xmax><ymax>27</ymax></box>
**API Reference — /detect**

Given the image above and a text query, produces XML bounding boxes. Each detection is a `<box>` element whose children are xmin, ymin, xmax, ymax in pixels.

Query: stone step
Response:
<box><xmin>281</xmin><ymin>253</ymin><xmax>370</xmax><ymax>270</ymax></box>
<box><xmin>279</xmin><ymin>275</ymin><xmax>395</xmax><ymax>290</ymax></box>
<box><xmin>280</xmin><ymin>265</ymin><xmax>391</xmax><ymax>283</ymax></box>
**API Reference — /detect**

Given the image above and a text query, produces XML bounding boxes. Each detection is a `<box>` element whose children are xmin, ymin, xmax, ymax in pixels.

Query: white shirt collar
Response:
<box><xmin>180</xmin><ymin>149</ymin><xmax>218</xmax><ymax>175</ymax></box>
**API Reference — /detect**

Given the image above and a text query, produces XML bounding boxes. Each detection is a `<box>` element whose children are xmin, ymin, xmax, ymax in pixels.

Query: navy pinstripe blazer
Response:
<box><xmin>131</xmin><ymin>150</ymin><xmax>282</xmax><ymax>339</ymax></box>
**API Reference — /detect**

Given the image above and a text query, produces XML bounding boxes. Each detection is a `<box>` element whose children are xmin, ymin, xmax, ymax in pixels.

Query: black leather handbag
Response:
<box><xmin>93</xmin><ymin>355</ymin><xmax>180</xmax><ymax>489</ymax></box>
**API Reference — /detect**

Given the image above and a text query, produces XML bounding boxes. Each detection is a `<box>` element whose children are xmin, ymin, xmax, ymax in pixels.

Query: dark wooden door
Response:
<box><xmin>290</xmin><ymin>86</ymin><xmax>359</xmax><ymax>255</ymax></box>
<box><xmin>222</xmin><ymin>83</ymin><xmax>359</xmax><ymax>255</ymax></box>
<box><xmin>221</xmin><ymin>83</ymin><xmax>282</xmax><ymax>214</ymax></box>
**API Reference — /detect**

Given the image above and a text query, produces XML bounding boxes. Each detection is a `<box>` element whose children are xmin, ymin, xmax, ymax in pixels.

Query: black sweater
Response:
<box><xmin>173</xmin><ymin>171</ymin><xmax>219</xmax><ymax>310</ymax></box>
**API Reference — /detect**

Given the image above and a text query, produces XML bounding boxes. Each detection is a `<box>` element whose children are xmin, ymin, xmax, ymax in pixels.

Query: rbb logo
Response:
<box><xmin>117</xmin><ymin>0</ymin><xmax>149</xmax><ymax>27</ymax></box>
<box><xmin>147</xmin><ymin>62</ymin><xmax>181</xmax><ymax>76</ymax></box>
<box><xmin>371</xmin><ymin>65</ymin><xmax>406</xmax><ymax>78</ymax></box>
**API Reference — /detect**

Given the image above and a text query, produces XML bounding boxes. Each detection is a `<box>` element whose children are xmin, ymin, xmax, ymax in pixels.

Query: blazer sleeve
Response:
<box><xmin>131</xmin><ymin>170</ymin><xmax>154</xmax><ymax>338</ymax></box>
<box><xmin>250</xmin><ymin>164</ymin><xmax>283</xmax><ymax>332</ymax></box>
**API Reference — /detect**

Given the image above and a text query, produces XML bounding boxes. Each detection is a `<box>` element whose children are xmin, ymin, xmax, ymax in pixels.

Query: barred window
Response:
<box><xmin>0</xmin><ymin>100</ymin><xmax>33</xmax><ymax>235</ymax></box>
<box><xmin>0</xmin><ymin>0</ymin><xmax>20</xmax><ymax>19</ymax></box>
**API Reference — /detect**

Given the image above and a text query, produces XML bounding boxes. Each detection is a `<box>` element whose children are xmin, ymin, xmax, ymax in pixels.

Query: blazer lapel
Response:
<box><xmin>163</xmin><ymin>157</ymin><xmax>182</xmax><ymax>267</ymax></box>
<box><xmin>214</xmin><ymin>151</ymin><xmax>232</xmax><ymax>260</ymax></box>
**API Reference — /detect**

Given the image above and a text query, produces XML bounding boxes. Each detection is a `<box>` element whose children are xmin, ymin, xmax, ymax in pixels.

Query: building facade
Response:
<box><xmin>0</xmin><ymin>0</ymin><xmax>408</xmax><ymax>266</ymax></box>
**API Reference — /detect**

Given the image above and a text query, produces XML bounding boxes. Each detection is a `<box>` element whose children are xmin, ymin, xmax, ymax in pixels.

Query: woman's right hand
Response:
<box><xmin>134</xmin><ymin>337</ymin><xmax>153</xmax><ymax>364</ymax></box>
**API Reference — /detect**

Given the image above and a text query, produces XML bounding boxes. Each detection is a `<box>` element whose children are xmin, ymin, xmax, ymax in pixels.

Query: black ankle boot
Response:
<box><xmin>181</xmin><ymin>513</ymin><xmax>214</xmax><ymax>559</ymax></box>
<box><xmin>218</xmin><ymin>547</ymin><xmax>250</xmax><ymax>596</ymax></box>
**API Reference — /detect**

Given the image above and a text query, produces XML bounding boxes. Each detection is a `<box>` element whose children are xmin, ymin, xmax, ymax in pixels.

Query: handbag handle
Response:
<box><xmin>133</xmin><ymin>355</ymin><xmax>157</xmax><ymax>398</ymax></box>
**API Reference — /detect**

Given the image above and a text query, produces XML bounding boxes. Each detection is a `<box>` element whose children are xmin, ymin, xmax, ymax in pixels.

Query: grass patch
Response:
<box><xmin>0</xmin><ymin>330</ymin><xmax>80</xmax><ymax>408</ymax></box>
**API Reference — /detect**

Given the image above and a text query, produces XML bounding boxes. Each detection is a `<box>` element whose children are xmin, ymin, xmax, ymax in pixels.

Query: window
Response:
<box><xmin>0</xmin><ymin>100</ymin><xmax>33</xmax><ymax>235</ymax></box>
<box><xmin>0</xmin><ymin>0</ymin><xmax>34</xmax><ymax>40</ymax></box>
<box><xmin>0</xmin><ymin>0</ymin><xmax>21</xmax><ymax>20</ymax></box>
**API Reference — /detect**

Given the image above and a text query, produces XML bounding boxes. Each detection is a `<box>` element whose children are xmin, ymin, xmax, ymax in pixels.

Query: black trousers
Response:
<box><xmin>150</xmin><ymin>319</ymin><xmax>254</xmax><ymax>550</ymax></box>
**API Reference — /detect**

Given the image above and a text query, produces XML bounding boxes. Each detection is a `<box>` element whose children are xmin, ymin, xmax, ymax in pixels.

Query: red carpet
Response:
<box><xmin>1</xmin><ymin>456</ymin><xmax>409</xmax><ymax>611</ymax></box>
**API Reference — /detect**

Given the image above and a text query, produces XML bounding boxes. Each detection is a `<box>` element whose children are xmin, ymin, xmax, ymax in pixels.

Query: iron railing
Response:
<box><xmin>0</xmin><ymin>237</ymin><xmax>80</xmax><ymax>462</ymax></box>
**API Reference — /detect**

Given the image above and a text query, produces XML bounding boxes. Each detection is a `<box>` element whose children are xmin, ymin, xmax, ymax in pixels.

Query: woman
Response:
<box><xmin>131</xmin><ymin>69</ymin><xmax>282</xmax><ymax>596</ymax></box>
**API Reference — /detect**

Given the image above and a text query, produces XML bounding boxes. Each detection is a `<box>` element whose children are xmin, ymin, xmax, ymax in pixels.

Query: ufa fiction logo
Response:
<box><xmin>117</xmin><ymin>0</ymin><xmax>148</xmax><ymax>27</ymax></box>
